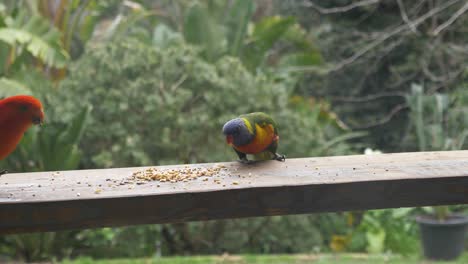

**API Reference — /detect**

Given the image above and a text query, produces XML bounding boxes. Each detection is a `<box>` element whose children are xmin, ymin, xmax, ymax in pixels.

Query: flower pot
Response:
<box><xmin>415</xmin><ymin>214</ymin><xmax>468</xmax><ymax>260</ymax></box>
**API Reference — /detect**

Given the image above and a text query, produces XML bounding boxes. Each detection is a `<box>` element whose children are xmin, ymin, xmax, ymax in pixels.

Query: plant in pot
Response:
<box><xmin>415</xmin><ymin>206</ymin><xmax>468</xmax><ymax>260</ymax></box>
<box><xmin>405</xmin><ymin>85</ymin><xmax>468</xmax><ymax>260</ymax></box>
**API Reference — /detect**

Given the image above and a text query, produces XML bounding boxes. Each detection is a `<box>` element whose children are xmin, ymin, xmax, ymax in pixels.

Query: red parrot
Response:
<box><xmin>0</xmin><ymin>95</ymin><xmax>44</xmax><ymax>175</ymax></box>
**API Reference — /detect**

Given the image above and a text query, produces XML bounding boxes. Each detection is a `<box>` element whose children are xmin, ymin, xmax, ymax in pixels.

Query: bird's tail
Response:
<box><xmin>253</xmin><ymin>151</ymin><xmax>275</xmax><ymax>161</ymax></box>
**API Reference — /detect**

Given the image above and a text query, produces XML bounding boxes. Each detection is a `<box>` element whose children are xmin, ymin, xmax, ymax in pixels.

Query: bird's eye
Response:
<box><xmin>19</xmin><ymin>105</ymin><xmax>28</xmax><ymax>112</ymax></box>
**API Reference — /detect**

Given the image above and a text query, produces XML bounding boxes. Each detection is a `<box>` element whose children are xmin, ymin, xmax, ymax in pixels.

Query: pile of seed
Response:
<box><xmin>131</xmin><ymin>165</ymin><xmax>227</xmax><ymax>183</ymax></box>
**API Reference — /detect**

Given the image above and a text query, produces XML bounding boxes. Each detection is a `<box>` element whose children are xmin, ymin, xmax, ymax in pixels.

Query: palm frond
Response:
<box><xmin>0</xmin><ymin>11</ymin><xmax>69</xmax><ymax>67</ymax></box>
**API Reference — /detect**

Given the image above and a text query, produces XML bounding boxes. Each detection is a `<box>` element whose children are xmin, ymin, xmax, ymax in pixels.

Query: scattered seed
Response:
<box><xmin>131</xmin><ymin>165</ymin><xmax>227</xmax><ymax>184</ymax></box>
<box><xmin>95</xmin><ymin>189</ymin><xmax>102</xmax><ymax>194</ymax></box>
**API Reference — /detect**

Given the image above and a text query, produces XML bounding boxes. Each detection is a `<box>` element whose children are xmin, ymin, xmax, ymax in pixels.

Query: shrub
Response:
<box><xmin>53</xmin><ymin>38</ymin><xmax>356</xmax><ymax>168</ymax></box>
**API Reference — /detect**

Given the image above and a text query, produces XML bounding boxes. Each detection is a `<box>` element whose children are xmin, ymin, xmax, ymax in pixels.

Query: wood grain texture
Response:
<box><xmin>1</xmin><ymin>151</ymin><xmax>468</xmax><ymax>234</ymax></box>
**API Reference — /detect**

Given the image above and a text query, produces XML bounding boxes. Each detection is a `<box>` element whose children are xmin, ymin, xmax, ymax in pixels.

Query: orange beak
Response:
<box><xmin>226</xmin><ymin>135</ymin><xmax>233</xmax><ymax>145</ymax></box>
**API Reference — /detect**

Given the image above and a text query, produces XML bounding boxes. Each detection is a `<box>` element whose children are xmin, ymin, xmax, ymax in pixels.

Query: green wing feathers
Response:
<box><xmin>240</xmin><ymin>112</ymin><xmax>278</xmax><ymax>135</ymax></box>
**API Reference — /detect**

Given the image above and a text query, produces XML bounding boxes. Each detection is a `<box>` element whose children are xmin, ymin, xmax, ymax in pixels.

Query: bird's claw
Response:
<box><xmin>273</xmin><ymin>154</ymin><xmax>286</xmax><ymax>162</ymax></box>
<box><xmin>238</xmin><ymin>159</ymin><xmax>255</xmax><ymax>165</ymax></box>
<box><xmin>0</xmin><ymin>170</ymin><xmax>8</xmax><ymax>176</ymax></box>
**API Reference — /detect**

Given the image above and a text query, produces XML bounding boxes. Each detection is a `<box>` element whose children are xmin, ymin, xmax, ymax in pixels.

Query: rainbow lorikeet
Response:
<box><xmin>222</xmin><ymin>112</ymin><xmax>285</xmax><ymax>164</ymax></box>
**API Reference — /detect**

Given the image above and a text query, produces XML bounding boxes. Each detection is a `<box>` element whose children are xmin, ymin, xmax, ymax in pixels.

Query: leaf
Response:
<box><xmin>59</xmin><ymin>105</ymin><xmax>92</xmax><ymax>145</ymax></box>
<box><xmin>0</xmin><ymin>11</ymin><xmax>69</xmax><ymax>67</ymax></box>
<box><xmin>279</xmin><ymin>51</ymin><xmax>323</xmax><ymax>67</ymax></box>
<box><xmin>243</xmin><ymin>16</ymin><xmax>296</xmax><ymax>69</ymax></box>
<box><xmin>102</xmin><ymin>10</ymin><xmax>157</xmax><ymax>43</ymax></box>
<box><xmin>366</xmin><ymin>229</ymin><xmax>386</xmax><ymax>254</ymax></box>
<box><xmin>251</xmin><ymin>16</ymin><xmax>296</xmax><ymax>50</ymax></box>
<box><xmin>319</xmin><ymin>131</ymin><xmax>368</xmax><ymax>153</ymax></box>
<box><xmin>152</xmin><ymin>24</ymin><xmax>183</xmax><ymax>48</ymax></box>
<box><xmin>281</xmin><ymin>23</ymin><xmax>322</xmax><ymax>55</ymax></box>
<box><xmin>0</xmin><ymin>77</ymin><xmax>32</xmax><ymax>98</ymax></box>
<box><xmin>36</xmin><ymin>105</ymin><xmax>91</xmax><ymax>171</ymax></box>
<box><xmin>225</xmin><ymin>0</ymin><xmax>255</xmax><ymax>56</ymax></box>
<box><xmin>406</xmin><ymin>84</ymin><xmax>426</xmax><ymax>151</ymax></box>
<box><xmin>183</xmin><ymin>2</ymin><xmax>224</xmax><ymax>61</ymax></box>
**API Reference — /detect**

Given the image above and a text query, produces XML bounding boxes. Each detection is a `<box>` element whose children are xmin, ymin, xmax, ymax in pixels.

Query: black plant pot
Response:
<box><xmin>416</xmin><ymin>214</ymin><xmax>468</xmax><ymax>261</ymax></box>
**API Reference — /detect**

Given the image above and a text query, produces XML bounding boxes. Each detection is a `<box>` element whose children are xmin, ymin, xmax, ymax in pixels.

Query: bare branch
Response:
<box><xmin>304</xmin><ymin>0</ymin><xmax>380</xmax><ymax>14</ymax></box>
<box><xmin>331</xmin><ymin>0</ymin><xmax>462</xmax><ymax>72</ymax></box>
<box><xmin>351</xmin><ymin>104</ymin><xmax>409</xmax><ymax>130</ymax></box>
<box><xmin>396</xmin><ymin>0</ymin><xmax>419</xmax><ymax>33</ymax></box>
<box><xmin>330</xmin><ymin>92</ymin><xmax>406</xmax><ymax>103</ymax></box>
<box><xmin>432</xmin><ymin>1</ymin><xmax>468</xmax><ymax>36</ymax></box>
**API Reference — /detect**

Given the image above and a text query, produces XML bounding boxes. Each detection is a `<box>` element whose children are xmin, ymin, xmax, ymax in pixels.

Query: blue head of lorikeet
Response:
<box><xmin>222</xmin><ymin>112</ymin><xmax>285</xmax><ymax>164</ymax></box>
<box><xmin>222</xmin><ymin>118</ymin><xmax>254</xmax><ymax>146</ymax></box>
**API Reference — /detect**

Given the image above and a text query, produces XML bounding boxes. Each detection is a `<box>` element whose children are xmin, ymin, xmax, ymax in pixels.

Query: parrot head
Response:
<box><xmin>2</xmin><ymin>95</ymin><xmax>44</xmax><ymax>126</ymax></box>
<box><xmin>222</xmin><ymin>118</ymin><xmax>254</xmax><ymax>147</ymax></box>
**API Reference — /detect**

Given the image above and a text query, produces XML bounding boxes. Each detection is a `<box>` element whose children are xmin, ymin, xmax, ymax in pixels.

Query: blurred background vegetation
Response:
<box><xmin>0</xmin><ymin>0</ymin><xmax>467</xmax><ymax>262</ymax></box>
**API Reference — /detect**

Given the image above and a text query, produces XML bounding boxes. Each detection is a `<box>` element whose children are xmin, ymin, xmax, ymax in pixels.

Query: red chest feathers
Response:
<box><xmin>0</xmin><ymin>119</ymin><xmax>31</xmax><ymax>160</ymax></box>
<box><xmin>234</xmin><ymin>124</ymin><xmax>278</xmax><ymax>154</ymax></box>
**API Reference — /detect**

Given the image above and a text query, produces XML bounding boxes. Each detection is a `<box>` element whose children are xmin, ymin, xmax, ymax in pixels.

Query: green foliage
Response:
<box><xmin>0</xmin><ymin>68</ymin><xmax>91</xmax><ymax>172</ymax></box>
<box><xmin>59</xmin><ymin>253</ymin><xmax>468</xmax><ymax>264</ymax></box>
<box><xmin>279</xmin><ymin>0</ymin><xmax>468</xmax><ymax>152</ymax></box>
<box><xmin>225</xmin><ymin>0</ymin><xmax>255</xmax><ymax>56</ymax></box>
<box><xmin>404</xmin><ymin>84</ymin><xmax>468</xmax><ymax>221</ymax></box>
<box><xmin>0</xmin><ymin>232</ymin><xmax>80</xmax><ymax>262</ymax></box>
<box><xmin>53</xmin><ymin>37</ymin><xmax>354</xmax><ymax>168</ymax></box>
<box><xmin>404</xmin><ymin>84</ymin><xmax>468</xmax><ymax>152</ymax></box>
<box><xmin>7</xmin><ymin>0</ymin><xmax>466</xmax><ymax>260</ymax></box>
<box><xmin>162</xmin><ymin>216</ymin><xmax>323</xmax><ymax>254</ymax></box>
<box><xmin>0</xmin><ymin>104</ymin><xmax>91</xmax><ymax>262</ymax></box>
<box><xmin>0</xmin><ymin>10</ymin><xmax>69</xmax><ymax>68</ymax></box>
<box><xmin>14</xmin><ymin>36</ymin><xmax>357</xmax><ymax>261</ymax></box>
<box><xmin>159</xmin><ymin>1</ymin><xmax>322</xmax><ymax>71</ymax></box>
<box><xmin>355</xmin><ymin>209</ymin><xmax>419</xmax><ymax>255</ymax></box>
<box><xmin>40</xmin><ymin>106</ymin><xmax>90</xmax><ymax>170</ymax></box>
<box><xmin>183</xmin><ymin>2</ymin><xmax>224</xmax><ymax>61</ymax></box>
<box><xmin>2</xmin><ymin>106</ymin><xmax>90</xmax><ymax>171</ymax></box>
<box><xmin>0</xmin><ymin>77</ymin><xmax>32</xmax><ymax>97</ymax></box>
<box><xmin>152</xmin><ymin>24</ymin><xmax>183</xmax><ymax>49</ymax></box>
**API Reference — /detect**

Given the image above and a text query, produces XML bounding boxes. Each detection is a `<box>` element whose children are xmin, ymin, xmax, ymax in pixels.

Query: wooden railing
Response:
<box><xmin>1</xmin><ymin>151</ymin><xmax>468</xmax><ymax>234</ymax></box>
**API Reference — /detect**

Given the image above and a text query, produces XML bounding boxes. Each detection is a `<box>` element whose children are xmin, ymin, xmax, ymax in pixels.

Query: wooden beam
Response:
<box><xmin>1</xmin><ymin>151</ymin><xmax>468</xmax><ymax>234</ymax></box>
